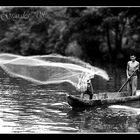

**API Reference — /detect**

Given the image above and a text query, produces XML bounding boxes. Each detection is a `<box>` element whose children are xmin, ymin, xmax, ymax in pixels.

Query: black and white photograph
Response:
<box><xmin>0</xmin><ymin>6</ymin><xmax>140</xmax><ymax>134</ymax></box>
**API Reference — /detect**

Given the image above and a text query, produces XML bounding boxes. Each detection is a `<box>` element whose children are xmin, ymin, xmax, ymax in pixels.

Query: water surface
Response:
<box><xmin>0</xmin><ymin>67</ymin><xmax>140</xmax><ymax>133</ymax></box>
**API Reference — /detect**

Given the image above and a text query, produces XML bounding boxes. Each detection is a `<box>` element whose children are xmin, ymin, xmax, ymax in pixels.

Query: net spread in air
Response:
<box><xmin>0</xmin><ymin>53</ymin><xmax>109</xmax><ymax>92</ymax></box>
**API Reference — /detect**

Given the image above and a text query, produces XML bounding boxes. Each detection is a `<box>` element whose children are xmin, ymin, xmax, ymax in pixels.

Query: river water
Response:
<box><xmin>0</xmin><ymin>67</ymin><xmax>140</xmax><ymax>134</ymax></box>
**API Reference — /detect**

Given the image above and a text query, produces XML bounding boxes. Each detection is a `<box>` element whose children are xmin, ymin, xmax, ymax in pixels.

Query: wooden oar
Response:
<box><xmin>118</xmin><ymin>69</ymin><xmax>138</xmax><ymax>92</ymax></box>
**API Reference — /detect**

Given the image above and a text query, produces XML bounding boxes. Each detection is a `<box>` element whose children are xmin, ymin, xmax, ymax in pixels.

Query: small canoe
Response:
<box><xmin>67</xmin><ymin>91</ymin><xmax>140</xmax><ymax>108</ymax></box>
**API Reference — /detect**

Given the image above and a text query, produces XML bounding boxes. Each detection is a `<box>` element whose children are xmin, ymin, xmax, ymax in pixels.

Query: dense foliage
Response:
<box><xmin>0</xmin><ymin>7</ymin><xmax>140</xmax><ymax>66</ymax></box>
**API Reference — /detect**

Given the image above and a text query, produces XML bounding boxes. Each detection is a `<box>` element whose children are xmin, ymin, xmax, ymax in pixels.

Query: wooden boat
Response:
<box><xmin>67</xmin><ymin>90</ymin><xmax>140</xmax><ymax>108</ymax></box>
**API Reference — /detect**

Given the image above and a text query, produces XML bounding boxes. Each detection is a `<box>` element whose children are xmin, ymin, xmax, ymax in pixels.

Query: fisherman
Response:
<box><xmin>126</xmin><ymin>54</ymin><xmax>139</xmax><ymax>96</ymax></box>
<box><xmin>80</xmin><ymin>79</ymin><xmax>93</xmax><ymax>100</ymax></box>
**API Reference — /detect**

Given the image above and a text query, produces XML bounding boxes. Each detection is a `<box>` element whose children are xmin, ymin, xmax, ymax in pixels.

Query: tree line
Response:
<box><xmin>0</xmin><ymin>7</ymin><xmax>140</xmax><ymax>67</ymax></box>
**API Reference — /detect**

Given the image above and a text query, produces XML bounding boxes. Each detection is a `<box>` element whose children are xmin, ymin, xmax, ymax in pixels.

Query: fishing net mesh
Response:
<box><xmin>0</xmin><ymin>53</ymin><xmax>109</xmax><ymax>92</ymax></box>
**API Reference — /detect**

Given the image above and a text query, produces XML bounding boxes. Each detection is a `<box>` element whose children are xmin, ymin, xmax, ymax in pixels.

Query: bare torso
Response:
<box><xmin>127</xmin><ymin>61</ymin><xmax>139</xmax><ymax>76</ymax></box>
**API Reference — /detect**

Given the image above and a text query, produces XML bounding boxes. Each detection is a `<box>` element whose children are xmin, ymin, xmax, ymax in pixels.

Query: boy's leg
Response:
<box><xmin>132</xmin><ymin>76</ymin><xmax>137</xmax><ymax>96</ymax></box>
<box><xmin>80</xmin><ymin>93</ymin><xmax>84</xmax><ymax>99</ymax></box>
<box><xmin>89</xmin><ymin>93</ymin><xmax>93</xmax><ymax>100</ymax></box>
<box><xmin>127</xmin><ymin>80</ymin><xmax>132</xmax><ymax>96</ymax></box>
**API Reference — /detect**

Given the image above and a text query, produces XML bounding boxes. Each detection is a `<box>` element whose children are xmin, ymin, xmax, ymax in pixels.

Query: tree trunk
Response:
<box><xmin>106</xmin><ymin>25</ymin><xmax>113</xmax><ymax>62</ymax></box>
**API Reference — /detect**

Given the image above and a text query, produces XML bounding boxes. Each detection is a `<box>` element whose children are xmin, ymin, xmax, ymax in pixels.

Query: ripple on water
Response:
<box><xmin>49</xmin><ymin>126</ymin><xmax>79</xmax><ymax>133</ymax></box>
<box><xmin>1</xmin><ymin>69</ymin><xmax>140</xmax><ymax>133</ymax></box>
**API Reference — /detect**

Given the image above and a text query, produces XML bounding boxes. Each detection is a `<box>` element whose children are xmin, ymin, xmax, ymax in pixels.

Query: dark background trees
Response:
<box><xmin>0</xmin><ymin>7</ymin><xmax>140</xmax><ymax>67</ymax></box>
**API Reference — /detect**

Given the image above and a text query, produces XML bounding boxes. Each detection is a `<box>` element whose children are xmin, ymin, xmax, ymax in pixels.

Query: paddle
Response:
<box><xmin>118</xmin><ymin>69</ymin><xmax>138</xmax><ymax>92</ymax></box>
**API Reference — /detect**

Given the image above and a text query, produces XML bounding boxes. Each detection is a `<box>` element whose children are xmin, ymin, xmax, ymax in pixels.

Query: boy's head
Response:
<box><xmin>87</xmin><ymin>80</ymin><xmax>91</xmax><ymax>86</ymax></box>
<box><xmin>130</xmin><ymin>54</ymin><xmax>136</xmax><ymax>62</ymax></box>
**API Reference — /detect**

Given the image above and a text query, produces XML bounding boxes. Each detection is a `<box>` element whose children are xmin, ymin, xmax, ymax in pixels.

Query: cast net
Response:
<box><xmin>0</xmin><ymin>53</ymin><xmax>109</xmax><ymax>92</ymax></box>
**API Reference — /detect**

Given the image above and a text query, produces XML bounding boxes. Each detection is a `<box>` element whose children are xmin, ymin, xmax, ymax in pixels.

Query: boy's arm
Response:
<box><xmin>126</xmin><ymin>62</ymin><xmax>130</xmax><ymax>79</ymax></box>
<box><xmin>136</xmin><ymin>62</ymin><xmax>139</xmax><ymax>71</ymax></box>
<box><xmin>90</xmin><ymin>80</ymin><xmax>94</xmax><ymax>94</ymax></box>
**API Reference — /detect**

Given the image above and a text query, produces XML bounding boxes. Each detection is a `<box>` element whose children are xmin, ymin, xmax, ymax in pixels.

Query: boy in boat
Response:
<box><xmin>80</xmin><ymin>79</ymin><xmax>93</xmax><ymax>100</ymax></box>
<box><xmin>126</xmin><ymin>54</ymin><xmax>139</xmax><ymax>96</ymax></box>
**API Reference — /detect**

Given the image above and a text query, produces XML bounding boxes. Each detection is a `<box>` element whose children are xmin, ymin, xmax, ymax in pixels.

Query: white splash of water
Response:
<box><xmin>109</xmin><ymin>105</ymin><xmax>140</xmax><ymax>115</ymax></box>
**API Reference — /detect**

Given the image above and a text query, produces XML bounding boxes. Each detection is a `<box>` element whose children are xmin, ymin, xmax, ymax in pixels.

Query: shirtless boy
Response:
<box><xmin>126</xmin><ymin>54</ymin><xmax>139</xmax><ymax>96</ymax></box>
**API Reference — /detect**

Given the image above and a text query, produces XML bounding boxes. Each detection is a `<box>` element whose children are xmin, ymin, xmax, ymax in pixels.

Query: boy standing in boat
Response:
<box><xmin>80</xmin><ymin>79</ymin><xmax>93</xmax><ymax>100</ymax></box>
<box><xmin>126</xmin><ymin>54</ymin><xmax>139</xmax><ymax>96</ymax></box>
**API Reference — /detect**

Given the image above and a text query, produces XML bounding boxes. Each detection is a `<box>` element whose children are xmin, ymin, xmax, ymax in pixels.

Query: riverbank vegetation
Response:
<box><xmin>0</xmin><ymin>7</ymin><xmax>140</xmax><ymax>67</ymax></box>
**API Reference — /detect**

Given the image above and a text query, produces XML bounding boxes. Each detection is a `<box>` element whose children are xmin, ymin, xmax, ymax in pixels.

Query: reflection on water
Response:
<box><xmin>0</xmin><ymin>67</ymin><xmax>140</xmax><ymax>133</ymax></box>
